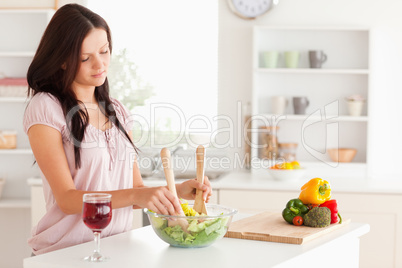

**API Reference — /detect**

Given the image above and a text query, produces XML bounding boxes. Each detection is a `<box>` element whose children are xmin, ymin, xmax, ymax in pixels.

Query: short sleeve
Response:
<box><xmin>23</xmin><ymin>92</ymin><xmax>66</xmax><ymax>134</ymax></box>
<box><xmin>111</xmin><ymin>98</ymin><xmax>134</xmax><ymax>133</ymax></box>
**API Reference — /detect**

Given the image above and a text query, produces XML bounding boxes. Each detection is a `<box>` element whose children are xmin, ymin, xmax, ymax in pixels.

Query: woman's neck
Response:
<box><xmin>73</xmin><ymin>85</ymin><xmax>96</xmax><ymax>104</ymax></box>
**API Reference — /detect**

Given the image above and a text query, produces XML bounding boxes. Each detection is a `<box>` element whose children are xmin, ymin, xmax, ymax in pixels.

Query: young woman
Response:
<box><xmin>24</xmin><ymin>4</ymin><xmax>212</xmax><ymax>255</ymax></box>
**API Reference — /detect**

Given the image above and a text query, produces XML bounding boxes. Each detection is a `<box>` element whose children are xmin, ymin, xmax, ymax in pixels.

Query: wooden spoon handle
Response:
<box><xmin>160</xmin><ymin>148</ymin><xmax>178</xmax><ymax>199</ymax></box>
<box><xmin>160</xmin><ymin>148</ymin><xmax>188</xmax><ymax>229</ymax></box>
<box><xmin>196</xmin><ymin>145</ymin><xmax>205</xmax><ymax>184</ymax></box>
<box><xmin>193</xmin><ymin>145</ymin><xmax>207</xmax><ymax>214</ymax></box>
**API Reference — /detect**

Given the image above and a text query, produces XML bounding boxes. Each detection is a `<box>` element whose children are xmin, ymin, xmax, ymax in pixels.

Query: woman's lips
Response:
<box><xmin>92</xmin><ymin>71</ymin><xmax>105</xmax><ymax>78</ymax></box>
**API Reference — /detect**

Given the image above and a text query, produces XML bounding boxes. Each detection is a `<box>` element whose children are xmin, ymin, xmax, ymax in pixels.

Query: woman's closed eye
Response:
<box><xmin>81</xmin><ymin>50</ymin><xmax>108</xmax><ymax>62</ymax></box>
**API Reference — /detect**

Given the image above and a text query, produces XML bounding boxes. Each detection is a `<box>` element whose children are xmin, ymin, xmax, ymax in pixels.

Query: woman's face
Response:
<box><xmin>73</xmin><ymin>28</ymin><xmax>110</xmax><ymax>91</ymax></box>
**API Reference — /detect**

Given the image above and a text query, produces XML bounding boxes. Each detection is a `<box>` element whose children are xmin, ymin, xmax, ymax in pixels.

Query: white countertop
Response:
<box><xmin>213</xmin><ymin>170</ymin><xmax>402</xmax><ymax>194</ymax></box>
<box><xmin>23</xmin><ymin>218</ymin><xmax>369</xmax><ymax>268</ymax></box>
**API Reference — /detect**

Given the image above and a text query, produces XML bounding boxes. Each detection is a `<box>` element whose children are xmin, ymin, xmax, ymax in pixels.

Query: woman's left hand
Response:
<box><xmin>176</xmin><ymin>176</ymin><xmax>212</xmax><ymax>202</ymax></box>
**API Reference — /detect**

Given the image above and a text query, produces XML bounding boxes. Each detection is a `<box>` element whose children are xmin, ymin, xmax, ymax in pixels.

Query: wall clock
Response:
<box><xmin>227</xmin><ymin>0</ymin><xmax>277</xmax><ymax>20</ymax></box>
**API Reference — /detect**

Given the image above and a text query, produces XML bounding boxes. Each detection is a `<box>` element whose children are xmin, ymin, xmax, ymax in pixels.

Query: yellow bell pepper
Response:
<box><xmin>299</xmin><ymin>178</ymin><xmax>331</xmax><ymax>205</ymax></box>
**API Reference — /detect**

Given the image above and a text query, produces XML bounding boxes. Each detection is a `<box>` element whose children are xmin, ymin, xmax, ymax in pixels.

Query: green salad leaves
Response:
<box><xmin>152</xmin><ymin>216</ymin><xmax>229</xmax><ymax>247</ymax></box>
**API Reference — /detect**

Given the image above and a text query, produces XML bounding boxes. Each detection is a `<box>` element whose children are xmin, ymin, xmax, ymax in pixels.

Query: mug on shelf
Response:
<box><xmin>271</xmin><ymin>96</ymin><xmax>288</xmax><ymax>114</ymax></box>
<box><xmin>347</xmin><ymin>101</ymin><xmax>364</xmax><ymax>116</ymax></box>
<box><xmin>261</xmin><ymin>51</ymin><xmax>279</xmax><ymax>68</ymax></box>
<box><xmin>292</xmin><ymin>96</ymin><xmax>309</xmax><ymax>115</ymax></box>
<box><xmin>309</xmin><ymin>50</ymin><xmax>327</xmax><ymax>68</ymax></box>
<box><xmin>284</xmin><ymin>51</ymin><xmax>300</xmax><ymax>68</ymax></box>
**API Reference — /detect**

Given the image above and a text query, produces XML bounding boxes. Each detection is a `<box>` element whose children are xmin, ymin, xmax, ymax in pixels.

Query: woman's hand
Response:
<box><xmin>176</xmin><ymin>176</ymin><xmax>212</xmax><ymax>202</ymax></box>
<box><xmin>132</xmin><ymin>186</ymin><xmax>182</xmax><ymax>216</ymax></box>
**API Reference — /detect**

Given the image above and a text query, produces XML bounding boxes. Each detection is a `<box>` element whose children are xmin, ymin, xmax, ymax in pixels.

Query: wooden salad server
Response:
<box><xmin>160</xmin><ymin>148</ymin><xmax>189</xmax><ymax>230</ymax></box>
<box><xmin>193</xmin><ymin>145</ymin><xmax>208</xmax><ymax>215</ymax></box>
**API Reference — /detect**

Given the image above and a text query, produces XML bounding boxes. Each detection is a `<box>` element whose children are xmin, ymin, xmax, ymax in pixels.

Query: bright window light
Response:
<box><xmin>87</xmin><ymin>0</ymin><xmax>218</xmax><ymax>148</ymax></box>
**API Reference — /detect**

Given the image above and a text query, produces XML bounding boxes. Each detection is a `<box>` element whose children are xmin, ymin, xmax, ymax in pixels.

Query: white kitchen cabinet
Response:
<box><xmin>335</xmin><ymin>192</ymin><xmax>402</xmax><ymax>268</ymax></box>
<box><xmin>0</xmin><ymin>207</ymin><xmax>32</xmax><ymax>268</ymax></box>
<box><xmin>250</xmin><ymin>26</ymin><xmax>371</xmax><ymax>174</ymax></box>
<box><xmin>219</xmin><ymin>189</ymin><xmax>402</xmax><ymax>268</ymax></box>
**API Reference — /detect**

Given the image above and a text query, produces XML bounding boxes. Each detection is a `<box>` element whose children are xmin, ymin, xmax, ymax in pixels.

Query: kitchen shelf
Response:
<box><xmin>255</xmin><ymin>68</ymin><xmax>370</xmax><ymax>75</ymax></box>
<box><xmin>257</xmin><ymin>114</ymin><xmax>369</xmax><ymax>122</ymax></box>
<box><xmin>251</xmin><ymin>26</ymin><xmax>370</xmax><ymax>168</ymax></box>
<box><xmin>0</xmin><ymin>149</ymin><xmax>33</xmax><ymax>155</ymax></box>
<box><xmin>254</xmin><ymin>25</ymin><xmax>371</xmax><ymax>31</ymax></box>
<box><xmin>250</xmin><ymin>158</ymin><xmax>367</xmax><ymax>170</ymax></box>
<box><xmin>0</xmin><ymin>9</ymin><xmax>54</xmax><ymax>78</ymax></box>
<box><xmin>0</xmin><ymin>9</ymin><xmax>54</xmax><ymax>14</ymax></box>
<box><xmin>0</xmin><ymin>9</ymin><xmax>53</xmax><ymax>268</ymax></box>
<box><xmin>0</xmin><ymin>97</ymin><xmax>29</xmax><ymax>103</ymax></box>
<box><xmin>0</xmin><ymin>51</ymin><xmax>35</xmax><ymax>57</ymax></box>
<box><xmin>0</xmin><ymin>198</ymin><xmax>31</xmax><ymax>208</ymax></box>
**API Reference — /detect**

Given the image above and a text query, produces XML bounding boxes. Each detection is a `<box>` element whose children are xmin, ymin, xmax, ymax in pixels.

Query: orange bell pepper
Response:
<box><xmin>299</xmin><ymin>178</ymin><xmax>331</xmax><ymax>205</ymax></box>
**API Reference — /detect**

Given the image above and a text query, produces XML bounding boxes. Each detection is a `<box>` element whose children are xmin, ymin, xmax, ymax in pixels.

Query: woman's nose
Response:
<box><xmin>93</xmin><ymin>55</ymin><xmax>104</xmax><ymax>70</ymax></box>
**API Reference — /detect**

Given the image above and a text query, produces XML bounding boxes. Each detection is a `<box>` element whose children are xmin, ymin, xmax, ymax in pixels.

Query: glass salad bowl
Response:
<box><xmin>144</xmin><ymin>202</ymin><xmax>237</xmax><ymax>248</ymax></box>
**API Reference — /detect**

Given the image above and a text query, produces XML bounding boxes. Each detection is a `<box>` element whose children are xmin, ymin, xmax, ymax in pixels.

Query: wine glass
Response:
<box><xmin>82</xmin><ymin>193</ymin><xmax>112</xmax><ymax>262</ymax></box>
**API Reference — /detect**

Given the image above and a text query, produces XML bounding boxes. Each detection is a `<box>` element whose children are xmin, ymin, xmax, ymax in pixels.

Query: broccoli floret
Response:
<box><xmin>304</xmin><ymin>207</ymin><xmax>331</xmax><ymax>228</ymax></box>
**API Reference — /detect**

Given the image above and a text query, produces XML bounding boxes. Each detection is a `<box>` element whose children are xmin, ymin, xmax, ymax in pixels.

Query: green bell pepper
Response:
<box><xmin>282</xmin><ymin>198</ymin><xmax>309</xmax><ymax>224</ymax></box>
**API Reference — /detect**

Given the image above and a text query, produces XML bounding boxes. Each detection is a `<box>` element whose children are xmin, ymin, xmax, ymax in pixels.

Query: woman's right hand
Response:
<box><xmin>132</xmin><ymin>186</ymin><xmax>182</xmax><ymax>216</ymax></box>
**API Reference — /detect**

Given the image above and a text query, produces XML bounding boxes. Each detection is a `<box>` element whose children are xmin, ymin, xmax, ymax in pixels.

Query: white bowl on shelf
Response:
<box><xmin>267</xmin><ymin>168</ymin><xmax>307</xmax><ymax>182</ymax></box>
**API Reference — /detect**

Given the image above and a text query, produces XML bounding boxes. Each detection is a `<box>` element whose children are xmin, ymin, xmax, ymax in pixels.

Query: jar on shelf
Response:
<box><xmin>243</xmin><ymin>102</ymin><xmax>252</xmax><ymax>169</ymax></box>
<box><xmin>0</xmin><ymin>178</ymin><xmax>5</xmax><ymax>199</ymax></box>
<box><xmin>259</xmin><ymin>126</ymin><xmax>279</xmax><ymax>160</ymax></box>
<box><xmin>0</xmin><ymin>130</ymin><xmax>17</xmax><ymax>149</ymax></box>
<box><xmin>278</xmin><ymin>143</ymin><xmax>298</xmax><ymax>162</ymax></box>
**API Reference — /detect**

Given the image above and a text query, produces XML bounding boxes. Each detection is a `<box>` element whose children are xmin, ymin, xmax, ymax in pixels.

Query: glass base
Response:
<box><xmin>83</xmin><ymin>254</ymin><xmax>110</xmax><ymax>262</ymax></box>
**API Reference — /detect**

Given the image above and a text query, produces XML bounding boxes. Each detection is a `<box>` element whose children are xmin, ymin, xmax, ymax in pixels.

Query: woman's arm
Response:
<box><xmin>128</xmin><ymin>131</ymin><xmax>144</xmax><ymax>188</ymax></box>
<box><xmin>28</xmin><ymin>125</ymin><xmax>182</xmax><ymax>215</ymax></box>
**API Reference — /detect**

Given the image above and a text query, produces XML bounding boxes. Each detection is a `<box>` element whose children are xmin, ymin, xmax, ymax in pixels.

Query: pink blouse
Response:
<box><xmin>23</xmin><ymin>92</ymin><xmax>137</xmax><ymax>255</ymax></box>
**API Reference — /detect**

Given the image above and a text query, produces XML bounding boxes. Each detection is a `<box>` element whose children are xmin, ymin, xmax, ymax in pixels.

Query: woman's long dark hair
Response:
<box><xmin>27</xmin><ymin>3</ymin><xmax>137</xmax><ymax>169</ymax></box>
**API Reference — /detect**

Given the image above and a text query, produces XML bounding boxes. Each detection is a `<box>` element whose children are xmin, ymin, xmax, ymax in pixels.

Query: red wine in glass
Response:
<box><xmin>82</xmin><ymin>193</ymin><xmax>112</xmax><ymax>262</ymax></box>
<box><xmin>83</xmin><ymin>201</ymin><xmax>112</xmax><ymax>231</ymax></box>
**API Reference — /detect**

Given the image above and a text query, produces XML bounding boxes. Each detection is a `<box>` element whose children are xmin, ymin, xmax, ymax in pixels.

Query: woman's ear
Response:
<box><xmin>61</xmin><ymin>63</ymin><xmax>67</xmax><ymax>70</ymax></box>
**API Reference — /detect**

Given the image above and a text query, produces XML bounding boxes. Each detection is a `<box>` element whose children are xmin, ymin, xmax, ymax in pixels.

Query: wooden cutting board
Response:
<box><xmin>225</xmin><ymin>211</ymin><xmax>350</xmax><ymax>245</ymax></box>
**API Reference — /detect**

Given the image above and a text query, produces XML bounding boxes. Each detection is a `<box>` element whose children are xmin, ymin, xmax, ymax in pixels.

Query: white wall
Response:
<box><xmin>218</xmin><ymin>0</ymin><xmax>402</xmax><ymax>178</ymax></box>
<box><xmin>9</xmin><ymin>0</ymin><xmax>402</xmax><ymax>179</ymax></box>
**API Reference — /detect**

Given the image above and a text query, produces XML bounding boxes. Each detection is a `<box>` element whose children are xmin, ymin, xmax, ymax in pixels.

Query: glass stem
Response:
<box><xmin>93</xmin><ymin>231</ymin><xmax>101</xmax><ymax>257</ymax></box>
